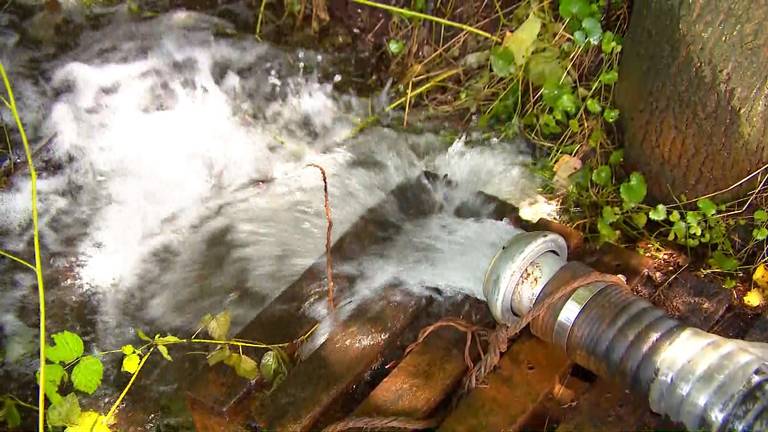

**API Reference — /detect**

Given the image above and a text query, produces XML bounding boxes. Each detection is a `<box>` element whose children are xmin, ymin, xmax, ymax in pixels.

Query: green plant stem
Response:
<box><xmin>255</xmin><ymin>0</ymin><xmax>268</xmax><ymax>39</ymax></box>
<box><xmin>0</xmin><ymin>63</ymin><xmax>46</xmax><ymax>432</ymax></box>
<box><xmin>351</xmin><ymin>0</ymin><xmax>500</xmax><ymax>42</ymax></box>
<box><xmin>0</xmin><ymin>249</ymin><xmax>35</xmax><ymax>271</ymax></box>
<box><xmin>106</xmin><ymin>347</ymin><xmax>154</xmax><ymax>423</ymax></box>
<box><xmin>5</xmin><ymin>395</ymin><xmax>39</xmax><ymax>411</ymax></box>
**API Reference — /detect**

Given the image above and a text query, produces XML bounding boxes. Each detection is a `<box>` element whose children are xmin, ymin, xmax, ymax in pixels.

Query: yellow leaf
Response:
<box><xmin>65</xmin><ymin>411</ymin><xmax>111</xmax><ymax>432</ymax></box>
<box><xmin>743</xmin><ymin>288</ymin><xmax>764</xmax><ymax>308</ymax></box>
<box><xmin>502</xmin><ymin>13</ymin><xmax>542</xmax><ymax>66</ymax></box>
<box><xmin>753</xmin><ymin>264</ymin><xmax>768</xmax><ymax>289</ymax></box>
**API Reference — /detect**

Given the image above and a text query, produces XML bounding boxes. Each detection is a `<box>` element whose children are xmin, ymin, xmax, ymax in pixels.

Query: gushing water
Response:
<box><xmin>0</xmin><ymin>7</ymin><xmax>551</xmax><ymax>426</ymax></box>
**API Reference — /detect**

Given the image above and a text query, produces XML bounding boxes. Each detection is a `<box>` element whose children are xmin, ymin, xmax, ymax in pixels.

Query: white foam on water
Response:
<box><xmin>0</xmin><ymin>8</ymin><xmax>550</xmax><ymax>379</ymax></box>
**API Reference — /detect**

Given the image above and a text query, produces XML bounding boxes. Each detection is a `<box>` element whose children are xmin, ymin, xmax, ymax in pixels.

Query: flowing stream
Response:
<box><xmin>0</xmin><ymin>6</ymin><xmax>552</xmax><ymax>428</ymax></box>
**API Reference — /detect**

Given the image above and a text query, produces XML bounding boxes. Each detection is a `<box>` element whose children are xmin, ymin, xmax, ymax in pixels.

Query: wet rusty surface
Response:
<box><xmin>250</xmin><ymin>288</ymin><xmax>428</xmax><ymax>431</ymax></box>
<box><xmin>554</xmin><ymin>379</ymin><xmax>683</xmax><ymax>431</ymax></box>
<box><xmin>353</xmin><ymin>325</ymin><xmax>468</xmax><ymax>419</ymax></box>
<box><xmin>439</xmin><ymin>332</ymin><xmax>571</xmax><ymax>432</ymax></box>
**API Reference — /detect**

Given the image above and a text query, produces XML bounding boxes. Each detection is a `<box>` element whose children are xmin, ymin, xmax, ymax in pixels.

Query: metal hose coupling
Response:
<box><xmin>483</xmin><ymin>234</ymin><xmax>768</xmax><ymax>432</ymax></box>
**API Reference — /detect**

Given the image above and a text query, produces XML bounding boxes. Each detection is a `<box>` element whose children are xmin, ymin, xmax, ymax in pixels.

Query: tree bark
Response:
<box><xmin>616</xmin><ymin>1</ymin><xmax>768</xmax><ymax>201</ymax></box>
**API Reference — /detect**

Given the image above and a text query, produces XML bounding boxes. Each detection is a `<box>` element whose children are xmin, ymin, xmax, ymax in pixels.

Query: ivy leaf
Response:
<box><xmin>591</xmin><ymin>165</ymin><xmax>612</xmax><ymax>186</ymax></box>
<box><xmin>755</xmin><ymin>209</ymin><xmax>768</xmax><ymax>223</ymax></box>
<box><xmin>136</xmin><ymin>329</ymin><xmax>152</xmax><ymax>342</ymax></box>
<box><xmin>71</xmin><ymin>356</ymin><xmax>103</xmax><ymax>395</ymax></box>
<box><xmin>620</xmin><ymin>172</ymin><xmax>647</xmax><ymax>207</ymax></box>
<box><xmin>206</xmin><ymin>311</ymin><xmax>231</xmax><ymax>341</ymax></box>
<box><xmin>581</xmin><ymin>17</ymin><xmax>602</xmax><ymax>44</ymax></box>
<box><xmin>599</xmin><ymin>70</ymin><xmax>619</xmax><ymax>85</ymax></box>
<box><xmin>260</xmin><ymin>351</ymin><xmax>279</xmax><ymax>383</ymax></box>
<box><xmin>586</xmin><ymin>98</ymin><xmax>602</xmax><ymax>114</ymax></box>
<box><xmin>559</xmin><ymin>0</ymin><xmax>592</xmax><ymax>20</ymax></box>
<box><xmin>121</xmin><ymin>353</ymin><xmax>140</xmax><ymax>374</ymax></box>
<box><xmin>503</xmin><ymin>13</ymin><xmax>542</xmax><ymax>65</ymax></box>
<box><xmin>597</xmin><ymin>218</ymin><xmax>618</xmax><ymax>243</ymax></box>
<box><xmin>46</xmin><ymin>331</ymin><xmax>84</xmax><ymax>364</ymax></box>
<box><xmin>65</xmin><ymin>411</ymin><xmax>111</xmax><ymax>432</ymax></box>
<box><xmin>697</xmin><ymin>198</ymin><xmax>717</xmax><ymax>217</ymax></box>
<box><xmin>686</xmin><ymin>211</ymin><xmax>702</xmax><ymax>226</ymax></box>
<box><xmin>157</xmin><ymin>345</ymin><xmax>173</xmax><ymax>362</ymax></box>
<box><xmin>556</xmin><ymin>92</ymin><xmax>578</xmax><ymax>115</ymax></box>
<box><xmin>649</xmin><ymin>204</ymin><xmax>668</xmax><ymax>221</ymax></box>
<box><xmin>631</xmin><ymin>212</ymin><xmax>648</xmax><ymax>229</ymax></box>
<box><xmin>2</xmin><ymin>398</ymin><xmax>21</xmax><ymax>429</ymax></box>
<box><xmin>490</xmin><ymin>46</ymin><xmax>516</xmax><ymax>77</ymax></box>
<box><xmin>669</xmin><ymin>210</ymin><xmax>681</xmax><ymax>222</ymax></box>
<box><xmin>602</xmin><ymin>30</ymin><xmax>617</xmax><ymax>54</ymax></box>
<box><xmin>37</xmin><ymin>363</ymin><xmax>67</xmax><ymax>403</ymax></box>
<box><xmin>206</xmin><ymin>346</ymin><xmax>231</xmax><ymax>367</ymax></box>
<box><xmin>234</xmin><ymin>354</ymin><xmax>259</xmax><ymax>380</ymax></box>
<box><xmin>753</xmin><ymin>227</ymin><xmax>768</xmax><ymax>241</ymax></box>
<box><xmin>603</xmin><ymin>107</ymin><xmax>620</xmax><ymax>123</ymax></box>
<box><xmin>708</xmin><ymin>250</ymin><xmax>739</xmax><ymax>271</ymax></box>
<box><xmin>608</xmin><ymin>149</ymin><xmax>624</xmax><ymax>165</ymax></box>
<box><xmin>120</xmin><ymin>345</ymin><xmax>134</xmax><ymax>355</ymax></box>
<box><xmin>670</xmin><ymin>220</ymin><xmax>687</xmax><ymax>241</ymax></box>
<box><xmin>387</xmin><ymin>39</ymin><xmax>405</xmax><ymax>56</ymax></box>
<box><xmin>573</xmin><ymin>30</ymin><xmax>586</xmax><ymax>46</ymax></box>
<box><xmin>601</xmin><ymin>206</ymin><xmax>619</xmax><ymax>224</ymax></box>
<box><xmin>48</xmin><ymin>393</ymin><xmax>81</xmax><ymax>427</ymax></box>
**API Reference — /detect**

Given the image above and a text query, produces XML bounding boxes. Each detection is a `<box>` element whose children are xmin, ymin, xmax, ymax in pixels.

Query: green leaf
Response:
<box><xmin>559</xmin><ymin>0</ymin><xmax>592</xmax><ymax>20</ymax></box>
<box><xmin>542</xmin><ymin>82</ymin><xmax>565</xmax><ymax>108</ymax></box>
<box><xmin>526</xmin><ymin>51</ymin><xmax>564</xmax><ymax>86</ymax></box>
<box><xmin>686</xmin><ymin>211</ymin><xmax>702</xmax><ymax>226</ymax></box>
<box><xmin>669</xmin><ymin>210</ymin><xmax>681</xmax><ymax>222</ymax></box>
<box><xmin>649</xmin><ymin>204</ymin><xmax>668</xmax><ymax>221</ymax></box>
<box><xmin>260</xmin><ymin>351</ymin><xmax>279</xmax><ymax>383</ymax></box>
<box><xmin>157</xmin><ymin>345</ymin><xmax>172</xmax><ymax>362</ymax></box>
<box><xmin>490</xmin><ymin>46</ymin><xmax>516</xmax><ymax>77</ymax></box>
<box><xmin>591</xmin><ymin>165</ymin><xmax>612</xmax><ymax>186</ymax></box>
<box><xmin>120</xmin><ymin>345</ymin><xmax>134</xmax><ymax>355</ymax></box>
<box><xmin>588</xmin><ymin>128</ymin><xmax>604</xmax><ymax>147</ymax></box>
<box><xmin>234</xmin><ymin>354</ymin><xmax>259</xmax><ymax>380</ymax></box>
<box><xmin>46</xmin><ymin>331</ymin><xmax>84</xmax><ymax>364</ymax></box>
<box><xmin>599</xmin><ymin>70</ymin><xmax>619</xmax><ymax>85</ymax></box>
<box><xmin>573</xmin><ymin>30</ymin><xmax>586</xmax><ymax>45</ymax></box>
<box><xmin>37</xmin><ymin>363</ymin><xmax>67</xmax><ymax>403</ymax></box>
<box><xmin>136</xmin><ymin>329</ymin><xmax>152</xmax><ymax>342</ymax></box>
<box><xmin>697</xmin><ymin>198</ymin><xmax>717</xmax><ymax>217</ymax></box>
<box><xmin>387</xmin><ymin>39</ymin><xmax>405</xmax><ymax>56</ymax></box>
<box><xmin>206</xmin><ymin>311</ymin><xmax>231</xmax><ymax>341</ymax></box>
<box><xmin>631</xmin><ymin>212</ymin><xmax>648</xmax><ymax>228</ymax></box>
<box><xmin>709</xmin><ymin>251</ymin><xmax>739</xmax><ymax>271</ymax></box>
<box><xmin>601</xmin><ymin>30</ymin><xmax>617</xmax><ymax>54</ymax></box>
<box><xmin>48</xmin><ymin>393</ymin><xmax>81</xmax><ymax>427</ymax></box>
<box><xmin>619</xmin><ymin>172</ymin><xmax>647</xmax><ymax>207</ymax></box>
<box><xmin>503</xmin><ymin>13</ymin><xmax>542</xmax><ymax>65</ymax></box>
<box><xmin>121</xmin><ymin>353</ymin><xmax>140</xmax><ymax>374</ymax></box>
<box><xmin>154</xmin><ymin>335</ymin><xmax>181</xmax><ymax>344</ymax></box>
<box><xmin>723</xmin><ymin>278</ymin><xmax>737</xmax><ymax>289</ymax></box>
<box><xmin>538</xmin><ymin>113</ymin><xmax>561</xmax><ymax>135</ymax></box>
<box><xmin>755</xmin><ymin>209</ymin><xmax>768</xmax><ymax>223</ymax></box>
<box><xmin>597</xmin><ymin>218</ymin><xmax>618</xmax><ymax>243</ymax></box>
<box><xmin>671</xmin><ymin>220</ymin><xmax>687</xmax><ymax>241</ymax></box>
<box><xmin>601</xmin><ymin>206</ymin><xmax>619</xmax><ymax>224</ymax></box>
<box><xmin>603</xmin><ymin>107</ymin><xmax>620</xmax><ymax>123</ymax></box>
<box><xmin>556</xmin><ymin>93</ymin><xmax>578</xmax><ymax>115</ymax></box>
<box><xmin>2</xmin><ymin>398</ymin><xmax>21</xmax><ymax>429</ymax></box>
<box><xmin>568</xmin><ymin>118</ymin><xmax>581</xmax><ymax>132</ymax></box>
<box><xmin>586</xmin><ymin>98</ymin><xmax>602</xmax><ymax>114</ymax></box>
<box><xmin>608</xmin><ymin>149</ymin><xmax>624</xmax><ymax>165</ymax></box>
<box><xmin>223</xmin><ymin>353</ymin><xmax>240</xmax><ymax>367</ymax></box>
<box><xmin>754</xmin><ymin>227</ymin><xmax>768</xmax><ymax>241</ymax></box>
<box><xmin>71</xmin><ymin>356</ymin><xmax>103</xmax><ymax>395</ymax></box>
<box><xmin>206</xmin><ymin>346</ymin><xmax>231</xmax><ymax>367</ymax></box>
<box><xmin>581</xmin><ymin>17</ymin><xmax>602</xmax><ymax>44</ymax></box>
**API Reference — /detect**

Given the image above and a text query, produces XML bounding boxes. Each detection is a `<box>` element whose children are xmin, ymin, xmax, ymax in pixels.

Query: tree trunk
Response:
<box><xmin>615</xmin><ymin>1</ymin><xmax>768</xmax><ymax>201</ymax></box>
